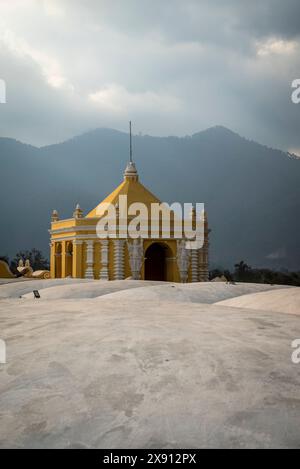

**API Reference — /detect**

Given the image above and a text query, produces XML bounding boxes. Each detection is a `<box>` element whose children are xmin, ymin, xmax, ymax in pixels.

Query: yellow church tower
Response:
<box><xmin>49</xmin><ymin>124</ymin><xmax>209</xmax><ymax>282</ymax></box>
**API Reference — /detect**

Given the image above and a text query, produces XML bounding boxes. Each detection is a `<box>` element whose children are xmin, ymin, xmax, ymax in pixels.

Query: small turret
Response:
<box><xmin>73</xmin><ymin>203</ymin><xmax>83</xmax><ymax>219</ymax></box>
<box><xmin>51</xmin><ymin>209</ymin><xmax>59</xmax><ymax>222</ymax></box>
<box><xmin>124</xmin><ymin>161</ymin><xmax>138</xmax><ymax>181</ymax></box>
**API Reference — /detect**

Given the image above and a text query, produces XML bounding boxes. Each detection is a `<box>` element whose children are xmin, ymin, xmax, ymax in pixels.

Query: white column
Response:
<box><xmin>73</xmin><ymin>239</ymin><xmax>83</xmax><ymax>278</ymax></box>
<box><xmin>99</xmin><ymin>239</ymin><xmax>109</xmax><ymax>280</ymax></box>
<box><xmin>93</xmin><ymin>242</ymin><xmax>101</xmax><ymax>279</ymax></box>
<box><xmin>199</xmin><ymin>210</ymin><xmax>209</xmax><ymax>282</ymax></box>
<box><xmin>127</xmin><ymin>239</ymin><xmax>144</xmax><ymax>280</ymax></box>
<box><xmin>84</xmin><ymin>240</ymin><xmax>94</xmax><ymax>279</ymax></box>
<box><xmin>176</xmin><ymin>239</ymin><xmax>190</xmax><ymax>283</ymax></box>
<box><xmin>113</xmin><ymin>240</ymin><xmax>125</xmax><ymax>280</ymax></box>
<box><xmin>190</xmin><ymin>249</ymin><xmax>199</xmax><ymax>282</ymax></box>
<box><xmin>203</xmin><ymin>245</ymin><xmax>209</xmax><ymax>281</ymax></box>
<box><xmin>198</xmin><ymin>247</ymin><xmax>209</xmax><ymax>282</ymax></box>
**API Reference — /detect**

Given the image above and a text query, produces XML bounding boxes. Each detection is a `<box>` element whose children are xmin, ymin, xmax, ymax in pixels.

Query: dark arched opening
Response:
<box><xmin>66</xmin><ymin>241</ymin><xmax>73</xmax><ymax>278</ymax></box>
<box><xmin>144</xmin><ymin>242</ymin><xmax>172</xmax><ymax>281</ymax></box>
<box><xmin>55</xmin><ymin>243</ymin><xmax>62</xmax><ymax>278</ymax></box>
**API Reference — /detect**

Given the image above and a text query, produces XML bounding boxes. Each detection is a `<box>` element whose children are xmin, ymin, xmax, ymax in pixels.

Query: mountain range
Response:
<box><xmin>1</xmin><ymin>125</ymin><xmax>299</xmax><ymax>270</ymax></box>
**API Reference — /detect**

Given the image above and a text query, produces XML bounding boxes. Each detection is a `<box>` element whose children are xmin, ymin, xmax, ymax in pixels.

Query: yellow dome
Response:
<box><xmin>86</xmin><ymin>165</ymin><xmax>161</xmax><ymax>218</ymax></box>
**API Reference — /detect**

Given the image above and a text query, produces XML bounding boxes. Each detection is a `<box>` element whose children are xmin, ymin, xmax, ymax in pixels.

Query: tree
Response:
<box><xmin>211</xmin><ymin>262</ymin><xmax>300</xmax><ymax>286</ymax></box>
<box><xmin>234</xmin><ymin>260</ymin><xmax>252</xmax><ymax>282</ymax></box>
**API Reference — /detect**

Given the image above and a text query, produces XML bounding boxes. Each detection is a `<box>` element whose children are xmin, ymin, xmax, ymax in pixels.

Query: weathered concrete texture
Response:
<box><xmin>0</xmin><ymin>278</ymin><xmax>94</xmax><ymax>298</ymax></box>
<box><xmin>217</xmin><ymin>287</ymin><xmax>300</xmax><ymax>315</ymax></box>
<box><xmin>21</xmin><ymin>280</ymin><xmax>166</xmax><ymax>300</ymax></box>
<box><xmin>0</xmin><ymin>278</ymin><xmax>32</xmax><ymax>286</ymax></box>
<box><xmin>93</xmin><ymin>282</ymin><xmax>290</xmax><ymax>304</ymax></box>
<box><xmin>0</xmin><ymin>281</ymin><xmax>300</xmax><ymax>449</ymax></box>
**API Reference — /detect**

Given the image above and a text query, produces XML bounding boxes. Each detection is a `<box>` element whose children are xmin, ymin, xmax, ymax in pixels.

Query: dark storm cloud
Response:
<box><xmin>235</xmin><ymin>0</ymin><xmax>300</xmax><ymax>40</ymax></box>
<box><xmin>68</xmin><ymin>0</ymin><xmax>300</xmax><ymax>48</ymax></box>
<box><xmin>0</xmin><ymin>0</ymin><xmax>299</xmax><ymax>151</ymax></box>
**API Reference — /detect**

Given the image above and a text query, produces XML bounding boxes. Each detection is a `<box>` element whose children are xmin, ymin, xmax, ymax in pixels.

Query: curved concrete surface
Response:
<box><xmin>22</xmin><ymin>280</ymin><xmax>166</xmax><ymax>300</ymax></box>
<box><xmin>217</xmin><ymin>287</ymin><xmax>300</xmax><ymax>315</ymax></box>
<box><xmin>1</xmin><ymin>281</ymin><xmax>300</xmax><ymax>448</ymax></box>
<box><xmin>94</xmin><ymin>282</ymin><xmax>289</xmax><ymax>305</ymax></box>
<box><xmin>0</xmin><ymin>278</ymin><xmax>92</xmax><ymax>298</ymax></box>
<box><xmin>2</xmin><ymin>279</ymin><xmax>289</xmax><ymax>302</ymax></box>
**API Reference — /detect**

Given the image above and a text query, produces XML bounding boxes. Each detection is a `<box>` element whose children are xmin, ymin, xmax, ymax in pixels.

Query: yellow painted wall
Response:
<box><xmin>0</xmin><ymin>260</ymin><xmax>15</xmax><ymax>278</ymax></box>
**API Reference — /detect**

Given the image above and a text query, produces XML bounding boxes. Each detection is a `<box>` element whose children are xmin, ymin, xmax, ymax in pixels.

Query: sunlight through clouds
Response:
<box><xmin>89</xmin><ymin>84</ymin><xmax>182</xmax><ymax>114</ymax></box>
<box><xmin>256</xmin><ymin>38</ymin><xmax>297</xmax><ymax>56</ymax></box>
<box><xmin>0</xmin><ymin>0</ymin><xmax>300</xmax><ymax>149</ymax></box>
<box><xmin>0</xmin><ymin>27</ymin><xmax>74</xmax><ymax>91</ymax></box>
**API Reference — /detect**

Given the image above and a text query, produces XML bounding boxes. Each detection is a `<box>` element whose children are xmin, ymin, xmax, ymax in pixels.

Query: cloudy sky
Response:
<box><xmin>0</xmin><ymin>0</ymin><xmax>300</xmax><ymax>151</ymax></box>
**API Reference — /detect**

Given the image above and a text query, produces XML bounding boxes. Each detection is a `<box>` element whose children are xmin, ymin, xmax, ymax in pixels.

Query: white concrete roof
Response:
<box><xmin>217</xmin><ymin>287</ymin><xmax>300</xmax><ymax>315</ymax></box>
<box><xmin>92</xmin><ymin>282</ymin><xmax>290</xmax><ymax>304</ymax></box>
<box><xmin>0</xmin><ymin>279</ymin><xmax>300</xmax><ymax>448</ymax></box>
<box><xmin>21</xmin><ymin>280</ymin><xmax>166</xmax><ymax>300</ymax></box>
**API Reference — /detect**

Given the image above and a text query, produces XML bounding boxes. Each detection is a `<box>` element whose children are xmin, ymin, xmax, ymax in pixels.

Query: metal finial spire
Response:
<box><xmin>129</xmin><ymin>121</ymin><xmax>133</xmax><ymax>163</ymax></box>
<box><xmin>124</xmin><ymin>121</ymin><xmax>138</xmax><ymax>180</ymax></box>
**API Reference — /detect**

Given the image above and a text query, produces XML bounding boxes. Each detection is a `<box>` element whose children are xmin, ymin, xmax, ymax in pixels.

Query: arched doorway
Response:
<box><xmin>144</xmin><ymin>242</ymin><xmax>173</xmax><ymax>281</ymax></box>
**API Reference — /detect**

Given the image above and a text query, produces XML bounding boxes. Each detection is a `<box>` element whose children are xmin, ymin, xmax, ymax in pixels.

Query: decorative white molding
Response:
<box><xmin>50</xmin><ymin>225</ymin><xmax>188</xmax><ymax>237</ymax></box>
<box><xmin>49</xmin><ymin>224</ymin><xmax>99</xmax><ymax>235</ymax></box>
<box><xmin>51</xmin><ymin>233</ymin><xmax>188</xmax><ymax>243</ymax></box>
<box><xmin>190</xmin><ymin>248</ymin><xmax>199</xmax><ymax>282</ymax></box>
<box><xmin>50</xmin><ymin>235</ymin><xmax>100</xmax><ymax>242</ymax></box>
<box><xmin>198</xmin><ymin>247</ymin><xmax>209</xmax><ymax>282</ymax></box>
<box><xmin>113</xmin><ymin>240</ymin><xmax>125</xmax><ymax>280</ymax></box>
<box><xmin>176</xmin><ymin>239</ymin><xmax>191</xmax><ymax>283</ymax></box>
<box><xmin>50</xmin><ymin>217</ymin><xmax>74</xmax><ymax>227</ymax></box>
<box><xmin>127</xmin><ymin>238</ymin><xmax>144</xmax><ymax>280</ymax></box>
<box><xmin>84</xmin><ymin>240</ymin><xmax>94</xmax><ymax>279</ymax></box>
<box><xmin>99</xmin><ymin>240</ymin><xmax>109</xmax><ymax>280</ymax></box>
